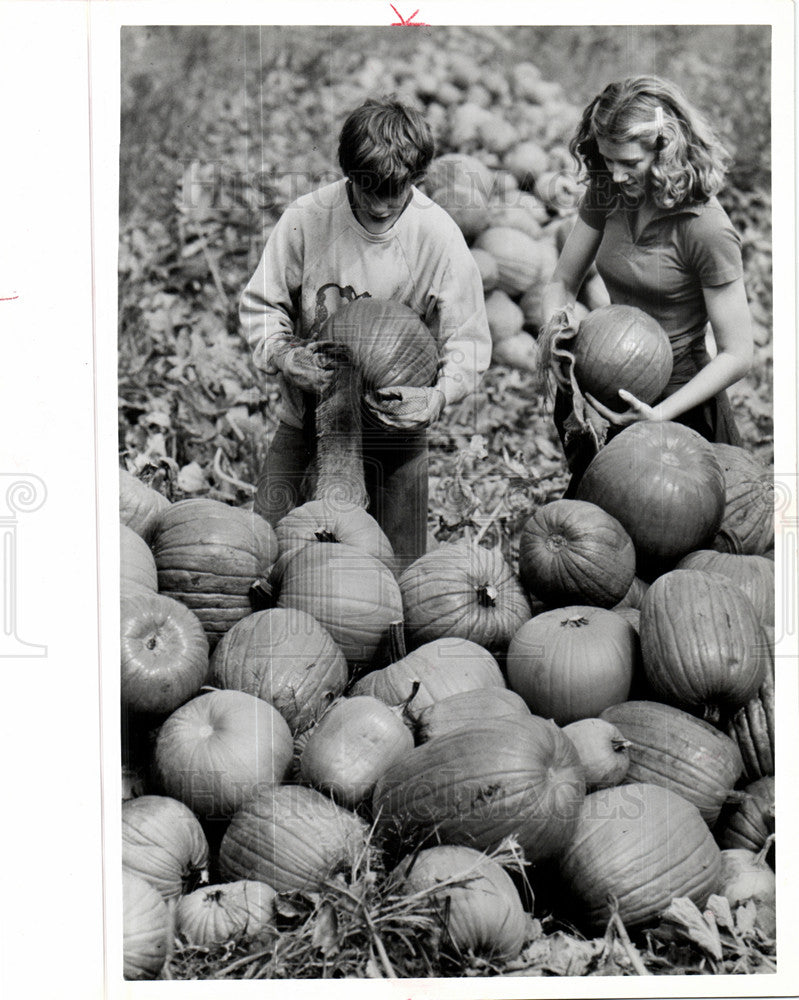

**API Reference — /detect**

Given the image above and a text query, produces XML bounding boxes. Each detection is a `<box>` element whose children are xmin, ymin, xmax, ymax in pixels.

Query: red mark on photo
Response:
<box><xmin>0</xmin><ymin>293</ymin><xmax>19</xmax><ymax>302</ymax></box>
<box><xmin>390</xmin><ymin>4</ymin><xmax>428</xmax><ymax>25</ymax></box>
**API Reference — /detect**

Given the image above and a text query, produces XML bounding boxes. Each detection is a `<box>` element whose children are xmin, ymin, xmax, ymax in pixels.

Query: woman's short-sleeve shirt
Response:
<box><xmin>578</xmin><ymin>184</ymin><xmax>744</xmax><ymax>366</ymax></box>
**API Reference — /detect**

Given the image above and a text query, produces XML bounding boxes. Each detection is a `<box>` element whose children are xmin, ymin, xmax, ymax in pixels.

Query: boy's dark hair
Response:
<box><xmin>338</xmin><ymin>97</ymin><xmax>435</xmax><ymax>197</ymax></box>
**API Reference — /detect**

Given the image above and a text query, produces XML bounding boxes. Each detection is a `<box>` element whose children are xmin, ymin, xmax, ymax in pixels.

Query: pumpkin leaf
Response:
<box><xmin>310</xmin><ymin>900</ymin><xmax>340</xmax><ymax>956</ymax></box>
<box><xmin>657</xmin><ymin>896</ymin><xmax>724</xmax><ymax>961</ymax></box>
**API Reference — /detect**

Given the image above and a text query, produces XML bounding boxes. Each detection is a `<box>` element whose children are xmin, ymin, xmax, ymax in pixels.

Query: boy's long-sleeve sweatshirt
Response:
<box><xmin>240</xmin><ymin>178</ymin><xmax>492</xmax><ymax>428</ymax></box>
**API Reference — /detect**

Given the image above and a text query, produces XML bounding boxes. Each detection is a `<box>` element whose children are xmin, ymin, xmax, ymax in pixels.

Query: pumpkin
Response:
<box><xmin>120</xmin><ymin>523</ymin><xmax>158</xmax><ymax>593</ymax></box>
<box><xmin>719</xmin><ymin>846</ymin><xmax>776</xmax><ymax>938</ymax></box>
<box><xmin>533</xmin><ymin>170</ymin><xmax>581</xmax><ymax>213</ymax></box>
<box><xmin>487</xmin><ymin>202</ymin><xmax>544</xmax><ymax>240</ymax></box>
<box><xmin>640</xmin><ymin>570</ymin><xmax>765</xmax><ymax>716</ymax></box>
<box><xmin>351</xmin><ymin>636</ymin><xmax>505</xmax><ymax>710</ymax></box>
<box><xmin>274</xmin><ymin>498</ymin><xmax>394</xmax><ymax>569</ymax></box>
<box><xmin>276</xmin><ymin>541</ymin><xmax>403</xmax><ymax>668</ymax></box>
<box><xmin>176</xmin><ymin>881</ymin><xmax>276</xmax><ymax>946</ymax></box>
<box><xmin>210</xmin><ymin>607</ymin><xmax>348</xmax><ymax>734</ymax></box>
<box><xmin>562</xmin><ymin>717</ymin><xmax>630</xmax><ymax>790</ymax></box>
<box><xmin>477</xmin><ymin>112</ymin><xmax>518</xmax><ymax>155</ymax></box>
<box><xmin>518</xmin><ymin>500</ymin><xmax>636</xmax><ymax>609</ymax></box>
<box><xmin>395</xmin><ymin>845</ymin><xmax>527</xmax><ymax>960</ymax></box>
<box><xmin>506</xmin><ymin>607</ymin><xmax>636</xmax><ymax>725</ymax></box>
<box><xmin>572</xmin><ymin>305</ymin><xmax>672</xmax><ymax>412</ymax></box>
<box><xmin>491</xmin><ymin>331</ymin><xmax>541</xmax><ymax>373</ymax></box>
<box><xmin>474</xmin><ymin>227</ymin><xmax>554</xmax><ymax>297</ymax></box>
<box><xmin>373</xmin><ymin>715</ymin><xmax>585</xmax><ymax>861</ymax></box>
<box><xmin>470</xmin><ymin>247</ymin><xmax>499</xmax><ymax>292</ymax></box>
<box><xmin>717</xmin><ymin>776</ymin><xmax>774</xmax><ymax>858</ymax></box>
<box><xmin>725</xmin><ymin>634</ymin><xmax>775</xmax><ymax>780</ymax></box>
<box><xmin>423</xmin><ymin>152</ymin><xmax>493</xmax><ymax>241</ymax></box>
<box><xmin>120</xmin><ymin>589</ymin><xmax>209</xmax><ymax>715</ymax></box>
<box><xmin>613</xmin><ymin>575</ymin><xmax>650</xmax><ymax>610</ymax></box>
<box><xmin>122</xmin><ymin>872</ymin><xmax>170</xmax><ymax>980</ymax></box>
<box><xmin>559</xmin><ymin>783</ymin><xmax>721</xmax><ymax>930</ymax></box>
<box><xmin>484</xmin><ymin>289</ymin><xmax>524</xmax><ymax>345</ymax></box>
<box><xmin>299</xmin><ymin>695</ymin><xmax>414</xmax><ymax>806</ymax></box>
<box><xmin>152</xmin><ymin>498</ymin><xmax>278</xmax><ymax>647</ymax></box>
<box><xmin>448</xmin><ymin>102</ymin><xmax>492</xmax><ymax>147</ymax></box>
<box><xmin>575</xmin><ymin>422</ymin><xmax>726</xmax><ymax>570</ymax></box>
<box><xmin>504</xmin><ymin>140</ymin><xmax>549</xmax><ymax>188</ymax></box>
<box><xmin>600</xmin><ymin>701</ymin><xmax>743</xmax><ymax>825</ymax></box>
<box><xmin>711</xmin><ymin>444</ymin><xmax>774</xmax><ymax>555</ymax></box>
<box><xmin>318</xmin><ymin>298</ymin><xmax>439</xmax><ymax>391</ymax></box>
<box><xmin>122</xmin><ymin>795</ymin><xmax>209</xmax><ymax>901</ymax></box>
<box><xmin>119</xmin><ymin>467</ymin><xmax>170</xmax><ymax>543</ymax></box>
<box><xmin>399</xmin><ymin>543</ymin><xmax>531</xmax><ymax>655</ymax></box>
<box><xmin>676</xmin><ymin>550</ymin><xmax>774</xmax><ymax>627</ymax></box>
<box><xmin>613</xmin><ymin>607</ymin><xmax>640</xmax><ymax>634</ymax></box>
<box><xmin>415</xmin><ymin>687</ymin><xmax>530</xmax><ymax>743</ymax></box>
<box><xmin>154</xmin><ymin>690</ymin><xmax>293</xmax><ymax>818</ymax></box>
<box><xmin>219</xmin><ymin>785</ymin><xmax>369</xmax><ymax>893</ymax></box>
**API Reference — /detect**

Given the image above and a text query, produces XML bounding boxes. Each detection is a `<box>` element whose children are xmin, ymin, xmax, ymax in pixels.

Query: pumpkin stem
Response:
<box><xmin>755</xmin><ymin>833</ymin><xmax>776</xmax><ymax>867</ymax></box>
<box><xmin>561</xmin><ymin>615</ymin><xmax>590</xmax><ymax>628</ymax></box>
<box><xmin>703</xmin><ymin>704</ymin><xmax>722</xmax><ymax>727</ymax></box>
<box><xmin>313</xmin><ymin>528</ymin><xmax>339</xmax><ymax>543</ymax></box>
<box><xmin>611</xmin><ymin>737</ymin><xmax>632</xmax><ymax>753</ymax></box>
<box><xmin>387</xmin><ymin>620</ymin><xmax>407</xmax><ymax>663</ymax></box>
<box><xmin>476</xmin><ymin>583</ymin><xmax>499</xmax><ymax>608</ymax></box>
<box><xmin>248</xmin><ymin>577</ymin><xmax>275</xmax><ymax>612</ymax></box>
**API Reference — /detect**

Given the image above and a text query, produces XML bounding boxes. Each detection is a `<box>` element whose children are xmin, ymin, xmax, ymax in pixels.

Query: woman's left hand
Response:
<box><xmin>584</xmin><ymin>389</ymin><xmax>662</xmax><ymax>426</ymax></box>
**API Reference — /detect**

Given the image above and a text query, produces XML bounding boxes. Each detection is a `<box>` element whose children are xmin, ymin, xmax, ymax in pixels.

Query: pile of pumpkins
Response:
<box><xmin>119</xmin><ymin>396</ymin><xmax>776</xmax><ymax>978</ymax></box>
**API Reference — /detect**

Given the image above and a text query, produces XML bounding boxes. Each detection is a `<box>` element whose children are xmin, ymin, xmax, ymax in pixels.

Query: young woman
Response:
<box><xmin>541</xmin><ymin>76</ymin><xmax>753</xmax><ymax>491</ymax></box>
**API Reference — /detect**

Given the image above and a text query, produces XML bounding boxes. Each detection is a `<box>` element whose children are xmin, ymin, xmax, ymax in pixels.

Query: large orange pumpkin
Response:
<box><xmin>276</xmin><ymin>541</ymin><xmax>403</xmax><ymax>668</ymax></box>
<box><xmin>210</xmin><ymin>607</ymin><xmax>348</xmax><ymax>734</ymax></box>
<box><xmin>559</xmin><ymin>783</ymin><xmax>721</xmax><ymax>930</ymax></box>
<box><xmin>676</xmin><ymin>550</ymin><xmax>774</xmax><ymax>627</ymax></box>
<box><xmin>399</xmin><ymin>542</ymin><xmax>531</xmax><ymax>654</ymax></box>
<box><xmin>274</xmin><ymin>498</ymin><xmax>394</xmax><ymax>568</ymax></box>
<box><xmin>711</xmin><ymin>444</ymin><xmax>774</xmax><ymax>555</ymax></box>
<box><xmin>152</xmin><ymin>498</ymin><xmax>278</xmax><ymax>647</ymax></box>
<box><xmin>373</xmin><ymin>714</ymin><xmax>585</xmax><ymax>861</ymax></box>
<box><xmin>120</xmin><ymin>523</ymin><xmax>158</xmax><ymax>594</ymax></box>
<box><xmin>572</xmin><ymin>304</ymin><xmax>672</xmax><ymax>412</ymax></box>
<box><xmin>122</xmin><ymin>872</ymin><xmax>170</xmax><ymax>980</ymax></box>
<box><xmin>575</xmin><ymin>422</ymin><xmax>725</xmax><ymax>570</ymax></box>
<box><xmin>119</xmin><ymin>467</ymin><xmax>170</xmax><ymax>544</ymax></box>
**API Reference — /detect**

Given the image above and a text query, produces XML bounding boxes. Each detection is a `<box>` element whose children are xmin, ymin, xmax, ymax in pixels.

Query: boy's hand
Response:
<box><xmin>364</xmin><ymin>386</ymin><xmax>445</xmax><ymax>430</ymax></box>
<box><xmin>277</xmin><ymin>344</ymin><xmax>335</xmax><ymax>393</ymax></box>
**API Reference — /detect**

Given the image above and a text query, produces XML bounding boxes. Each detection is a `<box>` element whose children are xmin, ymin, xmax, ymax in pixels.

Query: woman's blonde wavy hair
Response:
<box><xmin>569</xmin><ymin>76</ymin><xmax>732</xmax><ymax>209</ymax></box>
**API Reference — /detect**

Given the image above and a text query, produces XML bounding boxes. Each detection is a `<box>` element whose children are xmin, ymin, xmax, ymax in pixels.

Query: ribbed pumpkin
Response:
<box><xmin>575</xmin><ymin>422</ymin><xmax>725</xmax><ymax>569</ymax></box>
<box><xmin>640</xmin><ymin>570</ymin><xmax>765</xmax><ymax>715</ymax></box>
<box><xmin>423</xmin><ymin>154</ymin><xmax>493</xmax><ymax>241</ymax></box>
<box><xmin>351</xmin><ymin>636</ymin><xmax>505</xmax><ymax>711</ymax></box>
<box><xmin>559</xmin><ymin>783</ymin><xmax>721</xmax><ymax>930</ymax></box>
<box><xmin>399</xmin><ymin>543</ymin><xmax>531</xmax><ymax>654</ymax></box>
<box><xmin>725</xmin><ymin>633</ymin><xmax>775</xmax><ymax>781</ymax></box>
<box><xmin>219</xmin><ymin>785</ymin><xmax>369</xmax><ymax>893</ymax></box>
<box><xmin>275</xmin><ymin>498</ymin><xmax>394</xmax><ymax>568</ymax></box>
<box><xmin>299</xmin><ymin>695</ymin><xmax>414</xmax><ymax>806</ymax></box>
<box><xmin>711</xmin><ymin>444</ymin><xmax>774</xmax><ymax>555</ymax></box>
<box><xmin>613</xmin><ymin>575</ymin><xmax>650</xmax><ymax>610</ymax></box>
<box><xmin>504</xmin><ymin>140</ymin><xmax>549</xmax><ymax>187</ymax></box>
<box><xmin>415</xmin><ymin>687</ymin><xmax>530</xmax><ymax>743</ymax></box>
<box><xmin>485</xmin><ymin>289</ymin><xmax>524</xmax><ymax>345</ymax></box>
<box><xmin>600</xmin><ymin>701</ymin><xmax>743</xmax><ymax>825</ymax></box>
<box><xmin>373</xmin><ymin>715</ymin><xmax>585</xmax><ymax>861</ymax></box>
<box><xmin>152</xmin><ymin>498</ymin><xmax>278</xmax><ymax>647</ymax></box>
<box><xmin>154</xmin><ymin>690</ymin><xmax>293</xmax><ymax>817</ymax></box>
<box><xmin>395</xmin><ymin>845</ymin><xmax>527</xmax><ymax>960</ymax></box>
<box><xmin>120</xmin><ymin>589</ymin><xmax>209</xmax><ymax>715</ymax></box>
<box><xmin>506</xmin><ymin>607</ymin><xmax>636</xmax><ymax>725</ymax></box>
<box><xmin>120</xmin><ymin>523</ymin><xmax>158</xmax><ymax>593</ymax></box>
<box><xmin>319</xmin><ymin>298</ymin><xmax>439</xmax><ymax>391</ymax></box>
<box><xmin>470</xmin><ymin>247</ymin><xmax>499</xmax><ymax>292</ymax></box>
<box><xmin>716</xmin><ymin>777</ymin><xmax>774</xmax><ymax>857</ymax></box>
<box><xmin>491</xmin><ymin>331</ymin><xmax>541</xmax><ymax>373</ymax></box>
<box><xmin>474</xmin><ymin>227</ymin><xmax>553</xmax><ymax>297</ymax></box>
<box><xmin>210</xmin><ymin>607</ymin><xmax>348</xmax><ymax>734</ymax></box>
<box><xmin>276</xmin><ymin>542</ymin><xmax>403</xmax><ymax>667</ymax></box>
<box><xmin>176</xmin><ymin>881</ymin><xmax>276</xmax><ymax>946</ymax></box>
<box><xmin>562</xmin><ymin>718</ymin><xmax>631</xmax><ymax>790</ymax></box>
<box><xmin>122</xmin><ymin>872</ymin><xmax>170</xmax><ymax>980</ymax></box>
<box><xmin>572</xmin><ymin>305</ymin><xmax>672</xmax><ymax>412</ymax></box>
<box><xmin>518</xmin><ymin>500</ymin><xmax>636</xmax><ymax>609</ymax></box>
<box><xmin>122</xmin><ymin>795</ymin><xmax>209</xmax><ymax>901</ymax></box>
<box><xmin>676</xmin><ymin>550</ymin><xmax>774</xmax><ymax>627</ymax></box>
<box><xmin>487</xmin><ymin>202</ymin><xmax>545</xmax><ymax>240</ymax></box>
<box><xmin>119</xmin><ymin>467</ymin><xmax>170</xmax><ymax>544</ymax></box>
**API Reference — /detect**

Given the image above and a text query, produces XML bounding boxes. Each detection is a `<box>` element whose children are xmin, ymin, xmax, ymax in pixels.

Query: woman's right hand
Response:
<box><xmin>278</xmin><ymin>344</ymin><xmax>335</xmax><ymax>393</ymax></box>
<box><xmin>540</xmin><ymin>304</ymin><xmax>580</xmax><ymax>393</ymax></box>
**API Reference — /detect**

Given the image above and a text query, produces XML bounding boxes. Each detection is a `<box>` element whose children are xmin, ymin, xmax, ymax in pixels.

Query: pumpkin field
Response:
<box><xmin>119</xmin><ymin>25</ymin><xmax>776</xmax><ymax>981</ymax></box>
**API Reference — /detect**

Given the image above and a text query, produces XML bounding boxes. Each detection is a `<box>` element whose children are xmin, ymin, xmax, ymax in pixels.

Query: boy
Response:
<box><xmin>240</xmin><ymin>97</ymin><xmax>491</xmax><ymax>567</ymax></box>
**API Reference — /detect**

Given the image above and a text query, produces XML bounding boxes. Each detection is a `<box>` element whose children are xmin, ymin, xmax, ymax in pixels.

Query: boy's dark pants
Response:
<box><xmin>255</xmin><ymin>419</ymin><xmax>429</xmax><ymax>570</ymax></box>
